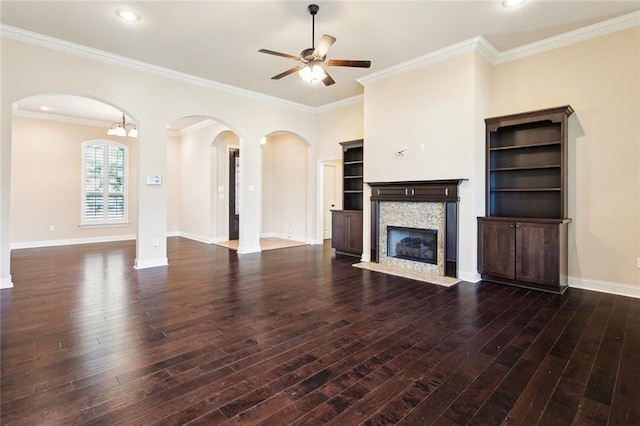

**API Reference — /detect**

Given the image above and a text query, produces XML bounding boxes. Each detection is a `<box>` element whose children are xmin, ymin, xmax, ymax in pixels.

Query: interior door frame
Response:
<box><xmin>316</xmin><ymin>157</ymin><xmax>342</xmax><ymax>244</ymax></box>
<box><xmin>228</xmin><ymin>147</ymin><xmax>240</xmax><ymax>240</ymax></box>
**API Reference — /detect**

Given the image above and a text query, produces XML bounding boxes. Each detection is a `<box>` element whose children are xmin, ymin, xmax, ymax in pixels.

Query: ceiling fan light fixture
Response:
<box><xmin>502</xmin><ymin>0</ymin><xmax>526</xmax><ymax>7</ymax></box>
<box><xmin>298</xmin><ymin>64</ymin><xmax>326</xmax><ymax>83</ymax></box>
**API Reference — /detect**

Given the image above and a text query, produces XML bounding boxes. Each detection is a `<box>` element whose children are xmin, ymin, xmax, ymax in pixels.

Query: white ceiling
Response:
<box><xmin>3</xmin><ymin>1</ymin><xmax>640</xmax><ymax>124</ymax></box>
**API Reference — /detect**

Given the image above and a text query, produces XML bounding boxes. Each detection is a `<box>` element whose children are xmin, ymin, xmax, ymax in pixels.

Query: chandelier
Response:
<box><xmin>107</xmin><ymin>113</ymin><xmax>137</xmax><ymax>138</ymax></box>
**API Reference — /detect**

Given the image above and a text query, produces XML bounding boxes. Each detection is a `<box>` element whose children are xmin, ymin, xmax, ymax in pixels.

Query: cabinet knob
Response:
<box><xmin>510</xmin><ymin>224</ymin><xmax>514</xmax><ymax>228</ymax></box>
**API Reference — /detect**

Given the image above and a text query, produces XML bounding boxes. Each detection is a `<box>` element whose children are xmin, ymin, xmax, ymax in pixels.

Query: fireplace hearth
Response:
<box><xmin>387</xmin><ymin>226</ymin><xmax>437</xmax><ymax>265</ymax></box>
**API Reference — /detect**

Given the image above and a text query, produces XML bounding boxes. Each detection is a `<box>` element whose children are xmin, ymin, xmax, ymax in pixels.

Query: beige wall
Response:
<box><xmin>492</xmin><ymin>27</ymin><xmax>640</xmax><ymax>288</ymax></box>
<box><xmin>316</xmin><ymin>101</ymin><xmax>364</xmax><ymax>160</ymax></box>
<box><xmin>173</xmin><ymin>123</ymin><xmax>238</xmax><ymax>243</ymax></box>
<box><xmin>261</xmin><ymin>133</ymin><xmax>308</xmax><ymax>240</ymax></box>
<box><xmin>363</xmin><ymin>27</ymin><xmax>639</xmax><ymax>290</ymax></box>
<box><xmin>363</xmin><ymin>52</ymin><xmax>489</xmax><ymax>280</ymax></box>
<box><xmin>10</xmin><ymin>116</ymin><xmax>138</xmax><ymax>246</ymax></box>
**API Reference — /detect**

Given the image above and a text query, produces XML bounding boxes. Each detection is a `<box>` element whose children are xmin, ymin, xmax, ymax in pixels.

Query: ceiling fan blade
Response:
<box><xmin>258</xmin><ymin>49</ymin><xmax>300</xmax><ymax>61</ymax></box>
<box><xmin>327</xmin><ymin>59</ymin><xmax>372</xmax><ymax>68</ymax></box>
<box><xmin>322</xmin><ymin>71</ymin><xmax>335</xmax><ymax>86</ymax></box>
<box><xmin>271</xmin><ymin>65</ymin><xmax>305</xmax><ymax>80</ymax></box>
<box><xmin>313</xmin><ymin>34</ymin><xmax>336</xmax><ymax>58</ymax></box>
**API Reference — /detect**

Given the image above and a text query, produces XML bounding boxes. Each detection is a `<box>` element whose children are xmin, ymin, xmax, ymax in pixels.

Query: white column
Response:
<box><xmin>237</xmin><ymin>134</ymin><xmax>261</xmax><ymax>254</ymax></box>
<box><xmin>134</xmin><ymin>117</ymin><xmax>168</xmax><ymax>269</ymax></box>
<box><xmin>0</xmin><ymin>101</ymin><xmax>14</xmax><ymax>288</ymax></box>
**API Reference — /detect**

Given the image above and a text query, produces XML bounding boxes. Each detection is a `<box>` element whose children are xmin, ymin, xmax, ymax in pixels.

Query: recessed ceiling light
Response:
<box><xmin>502</xmin><ymin>0</ymin><xmax>527</xmax><ymax>7</ymax></box>
<box><xmin>116</xmin><ymin>9</ymin><xmax>140</xmax><ymax>22</ymax></box>
<box><xmin>40</xmin><ymin>106</ymin><xmax>50</xmax><ymax>111</ymax></box>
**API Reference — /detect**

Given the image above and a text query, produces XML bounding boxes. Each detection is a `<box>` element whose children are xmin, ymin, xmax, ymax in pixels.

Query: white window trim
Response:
<box><xmin>80</xmin><ymin>139</ymin><xmax>129</xmax><ymax>227</ymax></box>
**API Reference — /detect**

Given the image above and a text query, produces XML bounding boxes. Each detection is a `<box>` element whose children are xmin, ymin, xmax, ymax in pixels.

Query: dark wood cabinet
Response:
<box><xmin>331</xmin><ymin>210</ymin><xmax>363</xmax><ymax>257</ymax></box>
<box><xmin>478</xmin><ymin>217</ymin><xmax>569</xmax><ymax>292</ymax></box>
<box><xmin>331</xmin><ymin>140</ymin><xmax>364</xmax><ymax>257</ymax></box>
<box><xmin>341</xmin><ymin>140</ymin><xmax>364</xmax><ymax>211</ymax></box>
<box><xmin>479</xmin><ymin>106</ymin><xmax>573</xmax><ymax>293</ymax></box>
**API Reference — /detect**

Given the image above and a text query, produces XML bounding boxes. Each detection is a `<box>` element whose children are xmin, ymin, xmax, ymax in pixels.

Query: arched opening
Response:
<box><xmin>10</xmin><ymin>94</ymin><xmax>139</xmax><ymax>251</ymax></box>
<box><xmin>260</xmin><ymin>131</ymin><xmax>310</xmax><ymax>249</ymax></box>
<box><xmin>165</xmin><ymin>116</ymin><xmax>241</xmax><ymax>247</ymax></box>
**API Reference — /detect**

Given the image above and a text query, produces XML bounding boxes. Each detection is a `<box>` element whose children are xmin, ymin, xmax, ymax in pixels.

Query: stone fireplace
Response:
<box><xmin>369</xmin><ymin>180</ymin><xmax>464</xmax><ymax>278</ymax></box>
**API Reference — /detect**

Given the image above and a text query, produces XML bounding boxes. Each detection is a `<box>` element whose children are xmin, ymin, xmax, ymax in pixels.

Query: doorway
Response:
<box><xmin>229</xmin><ymin>148</ymin><xmax>240</xmax><ymax>240</ymax></box>
<box><xmin>322</xmin><ymin>160</ymin><xmax>341</xmax><ymax>240</ymax></box>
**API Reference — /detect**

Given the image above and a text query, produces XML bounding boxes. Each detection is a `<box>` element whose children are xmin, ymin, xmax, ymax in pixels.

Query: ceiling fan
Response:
<box><xmin>258</xmin><ymin>4</ymin><xmax>371</xmax><ymax>86</ymax></box>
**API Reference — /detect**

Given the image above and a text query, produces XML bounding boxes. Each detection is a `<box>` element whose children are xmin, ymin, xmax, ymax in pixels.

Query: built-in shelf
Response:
<box><xmin>489</xmin><ymin>141</ymin><xmax>561</xmax><ymax>151</ymax></box>
<box><xmin>490</xmin><ymin>165</ymin><xmax>561</xmax><ymax>172</ymax></box>
<box><xmin>491</xmin><ymin>188</ymin><xmax>561</xmax><ymax>192</ymax></box>
<box><xmin>332</xmin><ymin>139</ymin><xmax>364</xmax><ymax>257</ymax></box>
<box><xmin>479</xmin><ymin>105</ymin><xmax>573</xmax><ymax>294</ymax></box>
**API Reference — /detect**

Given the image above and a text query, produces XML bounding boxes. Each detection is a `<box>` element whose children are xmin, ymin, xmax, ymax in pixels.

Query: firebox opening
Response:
<box><xmin>387</xmin><ymin>226</ymin><xmax>437</xmax><ymax>265</ymax></box>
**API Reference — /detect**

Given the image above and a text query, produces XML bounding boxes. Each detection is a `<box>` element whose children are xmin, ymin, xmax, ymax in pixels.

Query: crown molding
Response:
<box><xmin>2</xmin><ymin>10</ymin><xmax>639</xmax><ymax>112</ymax></box>
<box><xmin>357</xmin><ymin>36</ymin><xmax>488</xmax><ymax>87</ymax></box>
<box><xmin>357</xmin><ymin>10</ymin><xmax>639</xmax><ymax>85</ymax></box>
<box><xmin>495</xmin><ymin>10</ymin><xmax>640</xmax><ymax>64</ymax></box>
<box><xmin>314</xmin><ymin>94</ymin><xmax>364</xmax><ymax>113</ymax></box>
<box><xmin>0</xmin><ymin>24</ymin><xmax>316</xmax><ymax>113</ymax></box>
<box><xmin>12</xmin><ymin>109</ymin><xmax>112</xmax><ymax>128</ymax></box>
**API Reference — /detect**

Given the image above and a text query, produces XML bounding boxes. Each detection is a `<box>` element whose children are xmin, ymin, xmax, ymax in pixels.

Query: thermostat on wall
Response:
<box><xmin>146</xmin><ymin>175</ymin><xmax>162</xmax><ymax>185</ymax></box>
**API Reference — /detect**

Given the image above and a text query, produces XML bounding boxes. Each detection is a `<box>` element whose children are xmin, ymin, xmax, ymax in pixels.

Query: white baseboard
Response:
<box><xmin>569</xmin><ymin>276</ymin><xmax>640</xmax><ymax>299</ymax></box>
<box><xmin>0</xmin><ymin>275</ymin><xmax>13</xmax><ymax>289</ymax></box>
<box><xmin>134</xmin><ymin>257</ymin><xmax>168</xmax><ymax>269</ymax></box>
<box><xmin>261</xmin><ymin>232</ymin><xmax>311</xmax><ymax>244</ymax></box>
<box><xmin>10</xmin><ymin>234</ymin><xmax>136</xmax><ymax>250</ymax></box>
<box><xmin>237</xmin><ymin>245</ymin><xmax>262</xmax><ymax>254</ymax></box>
<box><xmin>167</xmin><ymin>231</ymin><xmax>180</xmax><ymax>237</ymax></box>
<box><xmin>459</xmin><ymin>271</ymin><xmax>481</xmax><ymax>283</ymax></box>
<box><xmin>178</xmin><ymin>232</ymin><xmax>212</xmax><ymax>244</ymax></box>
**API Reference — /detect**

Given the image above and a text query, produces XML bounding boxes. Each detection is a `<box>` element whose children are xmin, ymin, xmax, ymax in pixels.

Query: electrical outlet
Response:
<box><xmin>419</xmin><ymin>143</ymin><xmax>426</xmax><ymax>152</ymax></box>
<box><xmin>637</xmin><ymin>257</ymin><xmax>640</xmax><ymax>269</ymax></box>
<box><xmin>153</xmin><ymin>238</ymin><xmax>159</xmax><ymax>247</ymax></box>
<box><xmin>49</xmin><ymin>225</ymin><xmax>55</xmax><ymax>231</ymax></box>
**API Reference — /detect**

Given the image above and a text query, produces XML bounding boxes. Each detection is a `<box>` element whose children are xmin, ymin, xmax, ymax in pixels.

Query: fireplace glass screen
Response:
<box><xmin>387</xmin><ymin>226</ymin><xmax>437</xmax><ymax>265</ymax></box>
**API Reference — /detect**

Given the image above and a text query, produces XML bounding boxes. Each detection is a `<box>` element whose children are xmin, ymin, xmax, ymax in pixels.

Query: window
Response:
<box><xmin>81</xmin><ymin>140</ymin><xmax>128</xmax><ymax>226</ymax></box>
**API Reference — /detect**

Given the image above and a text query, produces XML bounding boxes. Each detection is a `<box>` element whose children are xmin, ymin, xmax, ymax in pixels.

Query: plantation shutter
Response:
<box><xmin>83</xmin><ymin>141</ymin><xmax>127</xmax><ymax>224</ymax></box>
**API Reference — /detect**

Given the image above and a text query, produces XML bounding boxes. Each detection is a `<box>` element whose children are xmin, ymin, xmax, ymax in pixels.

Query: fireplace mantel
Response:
<box><xmin>368</xmin><ymin>180</ymin><xmax>465</xmax><ymax>202</ymax></box>
<box><xmin>369</xmin><ymin>179</ymin><xmax>465</xmax><ymax>278</ymax></box>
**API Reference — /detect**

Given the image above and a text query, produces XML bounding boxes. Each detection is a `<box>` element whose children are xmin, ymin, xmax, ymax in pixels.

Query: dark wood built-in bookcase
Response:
<box><xmin>331</xmin><ymin>140</ymin><xmax>364</xmax><ymax>257</ymax></box>
<box><xmin>341</xmin><ymin>140</ymin><xmax>364</xmax><ymax>211</ymax></box>
<box><xmin>478</xmin><ymin>106</ymin><xmax>573</xmax><ymax>293</ymax></box>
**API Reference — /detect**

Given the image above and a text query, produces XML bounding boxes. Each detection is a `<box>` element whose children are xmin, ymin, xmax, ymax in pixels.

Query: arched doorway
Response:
<box><xmin>260</xmin><ymin>131</ymin><xmax>310</xmax><ymax>247</ymax></box>
<box><xmin>10</xmin><ymin>94</ymin><xmax>139</xmax><ymax>251</ymax></box>
<box><xmin>165</xmin><ymin>116</ymin><xmax>240</xmax><ymax>246</ymax></box>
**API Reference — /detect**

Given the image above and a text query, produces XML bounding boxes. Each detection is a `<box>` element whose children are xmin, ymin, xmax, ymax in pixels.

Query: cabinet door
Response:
<box><xmin>347</xmin><ymin>212</ymin><xmax>363</xmax><ymax>254</ymax></box>
<box><xmin>478</xmin><ymin>219</ymin><xmax>516</xmax><ymax>279</ymax></box>
<box><xmin>331</xmin><ymin>211</ymin><xmax>348</xmax><ymax>251</ymax></box>
<box><xmin>515</xmin><ymin>222</ymin><xmax>559</xmax><ymax>285</ymax></box>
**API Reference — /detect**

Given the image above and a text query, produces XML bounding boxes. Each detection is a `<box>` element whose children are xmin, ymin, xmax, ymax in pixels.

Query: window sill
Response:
<box><xmin>80</xmin><ymin>222</ymin><xmax>130</xmax><ymax>229</ymax></box>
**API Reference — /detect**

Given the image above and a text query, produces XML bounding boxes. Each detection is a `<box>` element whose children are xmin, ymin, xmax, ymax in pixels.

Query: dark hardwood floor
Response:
<box><xmin>1</xmin><ymin>238</ymin><xmax>638</xmax><ymax>425</ymax></box>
